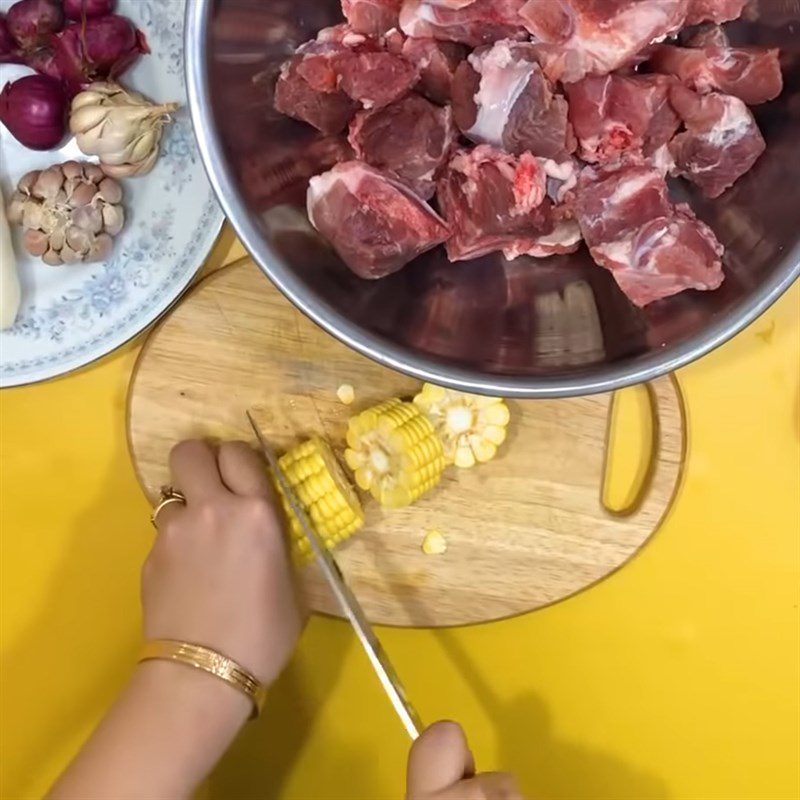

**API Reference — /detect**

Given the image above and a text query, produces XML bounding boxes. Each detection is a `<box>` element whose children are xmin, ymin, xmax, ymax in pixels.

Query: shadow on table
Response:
<box><xmin>434</xmin><ymin>629</ymin><xmax>671</xmax><ymax>800</ymax></box>
<box><xmin>205</xmin><ymin>619</ymin><xmax>357</xmax><ymax>800</ymax></box>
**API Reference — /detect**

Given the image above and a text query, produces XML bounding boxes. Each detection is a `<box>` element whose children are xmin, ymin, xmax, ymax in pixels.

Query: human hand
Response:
<box><xmin>142</xmin><ymin>439</ymin><xmax>304</xmax><ymax>685</ymax></box>
<box><xmin>407</xmin><ymin>721</ymin><xmax>524</xmax><ymax>800</ymax></box>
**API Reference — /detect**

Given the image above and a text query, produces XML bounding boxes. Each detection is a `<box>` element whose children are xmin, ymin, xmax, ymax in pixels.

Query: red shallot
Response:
<box><xmin>0</xmin><ymin>74</ymin><xmax>68</xmax><ymax>150</ymax></box>
<box><xmin>51</xmin><ymin>14</ymin><xmax>149</xmax><ymax>96</ymax></box>
<box><xmin>6</xmin><ymin>0</ymin><xmax>64</xmax><ymax>51</ymax></box>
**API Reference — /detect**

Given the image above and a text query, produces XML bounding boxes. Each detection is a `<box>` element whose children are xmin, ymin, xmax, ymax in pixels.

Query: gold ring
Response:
<box><xmin>150</xmin><ymin>486</ymin><xmax>187</xmax><ymax>527</ymax></box>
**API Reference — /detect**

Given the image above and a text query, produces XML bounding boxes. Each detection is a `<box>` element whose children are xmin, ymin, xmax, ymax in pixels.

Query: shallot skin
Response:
<box><xmin>63</xmin><ymin>0</ymin><xmax>116</xmax><ymax>22</ymax></box>
<box><xmin>0</xmin><ymin>15</ymin><xmax>25</xmax><ymax>64</ymax></box>
<box><xmin>6</xmin><ymin>0</ymin><xmax>64</xmax><ymax>51</ymax></box>
<box><xmin>0</xmin><ymin>74</ymin><xmax>68</xmax><ymax>150</ymax></box>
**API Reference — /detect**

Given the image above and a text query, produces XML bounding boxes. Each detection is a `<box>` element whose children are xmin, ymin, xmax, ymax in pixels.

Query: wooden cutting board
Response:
<box><xmin>127</xmin><ymin>261</ymin><xmax>685</xmax><ymax>627</ymax></box>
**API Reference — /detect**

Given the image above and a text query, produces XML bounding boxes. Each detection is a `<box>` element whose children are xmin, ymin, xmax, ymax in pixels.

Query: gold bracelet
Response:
<box><xmin>139</xmin><ymin>640</ymin><xmax>267</xmax><ymax>719</ymax></box>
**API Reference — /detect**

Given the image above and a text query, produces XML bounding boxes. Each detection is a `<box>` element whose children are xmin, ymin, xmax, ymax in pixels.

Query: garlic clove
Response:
<box><xmin>7</xmin><ymin>193</ymin><xmax>27</xmax><ymax>225</ymax></box>
<box><xmin>97</xmin><ymin>177</ymin><xmax>122</xmax><ymax>204</ymax></box>
<box><xmin>42</xmin><ymin>249</ymin><xmax>63</xmax><ymax>266</ymax></box>
<box><xmin>90</xmin><ymin>233</ymin><xmax>114</xmax><ymax>261</ymax></box>
<box><xmin>18</xmin><ymin>171</ymin><xmax>39</xmax><ymax>194</ymax></box>
<box><xmin>71</xmin><ymin>204</ymin><xmax>104</xmax><ymax>234</ymax></box>
<box><xmin>61</xmin><ymin>161</ymin><xmax>84</xmax><ymax>181</ymax></box>
<box><xmin>22</xmin><ymin>201</ymin><xmax>44</xmax><ymax>231</ymax></box>
<box><xmin>69</xmin><ymin>182</ymin><xmax>98</xmax><ymax>208</ymax></box>
<box><xmin>84</xmin><ymin>164</ymin><xmax>105</xmax><ymax>183</ymax></box>
<box><xmin>60</xmin><ymin>244</ymin><xmax>82</xmax><ymax>264</ymax></box>
<box><xmin>23</xmin><ymin>229</ymin><xmax>48</xmax><ymax>256</ymax></box>
<box><xmin>101</xmin><ymin>204</ymin><xmax>125</xmax><ymax>236</ymax></box>
<box><xmin>66</xmin><ymin>225</ymin><xmax>92</xmax><ymax>253</ymax></box>
<box><xmin>49</xmin><ymin>226</ymin><xmax>67</xmax><ymax>251</ymax></box>
<box><xmin>33</xmin><ymin>167</ymin><xmax>64</xmax><ymax>200</ymax></box>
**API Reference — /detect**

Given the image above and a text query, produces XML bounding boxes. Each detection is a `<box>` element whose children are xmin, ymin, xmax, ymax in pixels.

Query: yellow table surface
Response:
<box><xmin>1</xmin><ymin>230</ymin><xmax>798</xmax><ymax>800</ymax></box>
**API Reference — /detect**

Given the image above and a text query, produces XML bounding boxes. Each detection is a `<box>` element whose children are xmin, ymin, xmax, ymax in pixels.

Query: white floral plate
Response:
<box><xmin>0</xmin><ymin>0</ymin><xmax>223</xmax><ymax>387</ymax></box>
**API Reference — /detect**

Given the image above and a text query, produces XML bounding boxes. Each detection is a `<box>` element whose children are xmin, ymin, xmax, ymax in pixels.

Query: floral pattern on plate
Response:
<box><xmin>0</xmin><ymin>0</ymin><xmax>223</xmax><ymax>386</ymax></box>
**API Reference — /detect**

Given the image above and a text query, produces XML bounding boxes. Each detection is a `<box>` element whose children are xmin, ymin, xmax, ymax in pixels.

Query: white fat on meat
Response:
<box><xmin>503</xmin><ymin>219</ymin><xmax>582</xmax><ymax>259</ymax></box>
<box><xmin>522</xmin><ymin>0</ymin><xmax>687</xmax><ymax>82</ymax></box>
<box><xmin>540</xmin><ymin>157</ymin><xmax>578</xmax><ymax>203</ymax></box>
<box><xmin>705</xmin><ymin>97</ymin><xmax>754</xmax><ymax>147</ymax></box>
<box><xmin>467</xmin><ymin>42</ymin><xmax>536</xmax><ymax>146</ymax></box>
<box><xmin>399</xmin><ymin>0</ymin><xmax>439</xmax><ymax>36</ymax></box>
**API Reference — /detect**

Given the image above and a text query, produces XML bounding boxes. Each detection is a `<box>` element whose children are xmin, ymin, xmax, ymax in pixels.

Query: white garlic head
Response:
<box><xmin>8</xmin><ymin>161</ymin><xmax>126</xmax><ymax>266</ymax></box>
<box><xmin>70</xmin><ymin>82</ymin><xmax>180</xmax><ymax>179</ymax></box>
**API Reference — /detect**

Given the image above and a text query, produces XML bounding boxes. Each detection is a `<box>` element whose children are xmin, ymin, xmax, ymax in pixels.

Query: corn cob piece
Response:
<box><xmin>277</xmin><ymin>437</ymin><xmax>365</xmax><ymax>563</ymax></box>
<box><xmin>344</xmin><ymin>398</ymin><xmax>446</xmax><ymax>508</ymax></box>
<box><xmin>413</xmin><ymin>383</ymin><xmax>510</xmax><ymax>469</ymax></box>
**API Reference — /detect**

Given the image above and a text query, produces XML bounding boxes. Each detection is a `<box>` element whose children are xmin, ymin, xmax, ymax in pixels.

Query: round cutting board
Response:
<box><xmin>127</xmin><ymin>261</ymin><xmax>685</xmax><ymax>627</ymax></box>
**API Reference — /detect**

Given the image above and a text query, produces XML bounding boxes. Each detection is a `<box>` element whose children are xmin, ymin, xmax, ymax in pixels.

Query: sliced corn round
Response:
<box><xmin>276</xmin><ymin>437</ymin><xmax>365</xmax><ymax>564</ymax></box>
<box><xmin>413</xmin><ymin>383</ymin><xmax>511</xmax><ymax>468</ymax></box>
<box><xmin>344</xmin><ymin>398</ymin><xmax>446</xmax><ymax>508</ymax></box>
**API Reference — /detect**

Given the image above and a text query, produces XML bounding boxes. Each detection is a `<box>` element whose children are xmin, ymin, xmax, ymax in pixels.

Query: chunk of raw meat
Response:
<box><xmin>308</xmin><ymin>162</ymin><xmax>449</xmax><ymax>278</ymax></box>
<box><xmin>669</xmin><ymin>86</ymin><xmax>766</xmax><ymax>198</ymax></box>
<box><xmin>399</xmin><ymin>0</ymin><xmax>528</xmax><ymax>47</ymax></box>
<box><xmin>650</xmin><ymin>44</ymin><xmax>783</xmax><ymax>106</ymax></box>
<box><xmin>520</xmin><ymin>0</ymin><xmax>689</xmax><ymax>83</ymax></box>
<box><xmin>593</xmin><ymin>205</ymin><xmax>725</xmax><ymax>305</ymax></box>
<box><xmin>401</xmin><ymin>37</ymin><xmax>467</xmax><ymax>103</ymax></box>
<box><xmin>575</xmin><ymin>163</ymin><xmax>725</xmax><ymax>305</ymax></box>
<box><xmin>451</xmin><ymin>41</ymin><xmax>576</xmax><ymax>160</ymax></box>
<box><xmin>566</xmin><ymin>74</ymin><xmax>680</xmax><ymax>164</ymax></box>
<box><xmin>342</xmin><ymin>0</ymin><xmax>403</xmax><ymax>36</ymax></box>
<box><xmin>277</xmin><ymin>28</ymin><xmax>419</xmax><ymax>120</ymax></box>
<box><xmin>436</xmin><ymin>145</ymin><xmax>556</xmax><ymax>261</ymax></box>
<box><xmin>348</xmin><ymin>94</ymin><xmax>457</xmax><ymax>198</ymax></box>
<box><xmin>685</xmin><ymin>0</ymin><xmax>747</xmax><ymax>25</ymax></box>
<box><xmin>274</xmin><ymin>56</ymin><xmax>359</xmax><ymax>134</ymax></box>
<box><xmin>336</xmin><ymin>51</ymin><xmax>419</xmax><ymax>108</ymax></box>
<box><xmin>576</xmin><ymin>164</ymin><xmax>672</xmax><ymax>247</ymax></box>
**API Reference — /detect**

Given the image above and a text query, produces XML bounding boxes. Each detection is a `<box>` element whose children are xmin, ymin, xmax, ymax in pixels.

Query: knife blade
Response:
<box><xmin>246</xmin><ymin>411</ymin><xmax>423</xmax><ymax>740</ymax></box>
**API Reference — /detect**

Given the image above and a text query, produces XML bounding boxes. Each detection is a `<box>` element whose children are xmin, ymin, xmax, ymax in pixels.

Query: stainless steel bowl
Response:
<box><xmin>185</xmin><ymin>0</ymin><xmax>800</xmax><ymax>397</ymax></box>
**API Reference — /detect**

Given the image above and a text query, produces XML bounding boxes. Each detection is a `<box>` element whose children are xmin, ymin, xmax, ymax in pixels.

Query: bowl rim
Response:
<box><xmin>184</xmin><ymin>0</ymin><xmax>800</xmax><ymax>398</ymax></box>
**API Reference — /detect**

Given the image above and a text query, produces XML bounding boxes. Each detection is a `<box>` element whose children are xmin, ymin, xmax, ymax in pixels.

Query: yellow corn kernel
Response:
<box><xmin>422</xmin><ymin>528</ymin><xmax>447</xmax><ymax>555</ymax></box>
<box><xmin>337</xmin><ymin>383</ymin><xmax>356</xmax><ymax>405</ymax></box>
<box><xmin>413</xmin><ymin>383</ymin><xmax>510</xmax><ymax>468</ymax></box>
<box><xmin>344</xmin><ymin>398</ymin><xmax>445</xmax><ymax>508</ymax></box>
<box><xmin>276</xmin><ymin>437</ymin><xmax>364</xmax><ymax>564</ymax></box>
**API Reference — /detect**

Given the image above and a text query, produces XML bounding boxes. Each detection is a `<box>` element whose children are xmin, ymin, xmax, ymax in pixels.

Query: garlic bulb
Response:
<box><xmin>1</xmin><ymin>186</ymin><xmax>22</xmax><ymax>329</ymax></box>
<box><xmin>8</xmin><ymin>161</ymin><xmax>125</xmax><ymax>266</ymax></box>
<box><xmin>70</xmin><ymin>83</ymin><xmax>180</xmax><ymax>178</ymax></box>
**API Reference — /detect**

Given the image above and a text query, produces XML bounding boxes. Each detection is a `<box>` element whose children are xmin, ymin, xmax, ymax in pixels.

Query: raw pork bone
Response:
<box><xmin>274</xmin><ymin>25</ymin><xmax>418</xmax><ymax>133</ymax></box>
<box><xmin>402</xmin><ymin>37</ymin><xmax>468</xmax><ymax>103</ymax></box>
<box><xmin>566</xmin><ymin>74</ymin><xmax>680</xmax><ymax>165</ymax></box>
<box><xmin>399</xmin><ymin>0</ymin><xmax>528</xmax><ymax>47</ymax></box>
<box><xmin>348</xmin><ymin>94</ymin><xmax>457</xmax><ymax>199</ymax></box>
<box><xmin>575</xmin><ymin>163</ymin><xmax>724</xmax><ymax>306</ymax></box>
<box><xmin>520</xmin><ymin>0</ymin><xmax>688</xmax><ymax>83</ymax></box>
<box><xmin>436</xmin><ymin>145</ymin><xmax>563</xmax><ymax>262</ymax></box>
<box><xmin>451</xmin><ymin>41</ymin><xmax>576</xmax><ymax>161</ymax></box>
<box><xmin>685</xmin><ymin>0</ymin><xmax>747</xmax><ymax>25</ymax></box>
<box><xmin>307</xmin><ymin>161</ymin><xmax>449</xmax><ymax>278</ymax></box>
<box><xmin>669</xmin><ymin>85</ymin><xmax>766</xmax><ymax>198</ymax></box>
<box><xmin>650</xmin><ymin>44</ymin><xmax>783</xmax><ymax>106</ymax></box>
<box><xmin>342</xmin><ymin>0</ymin><xmax>403</xmax><ymax>36</ymax></box>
